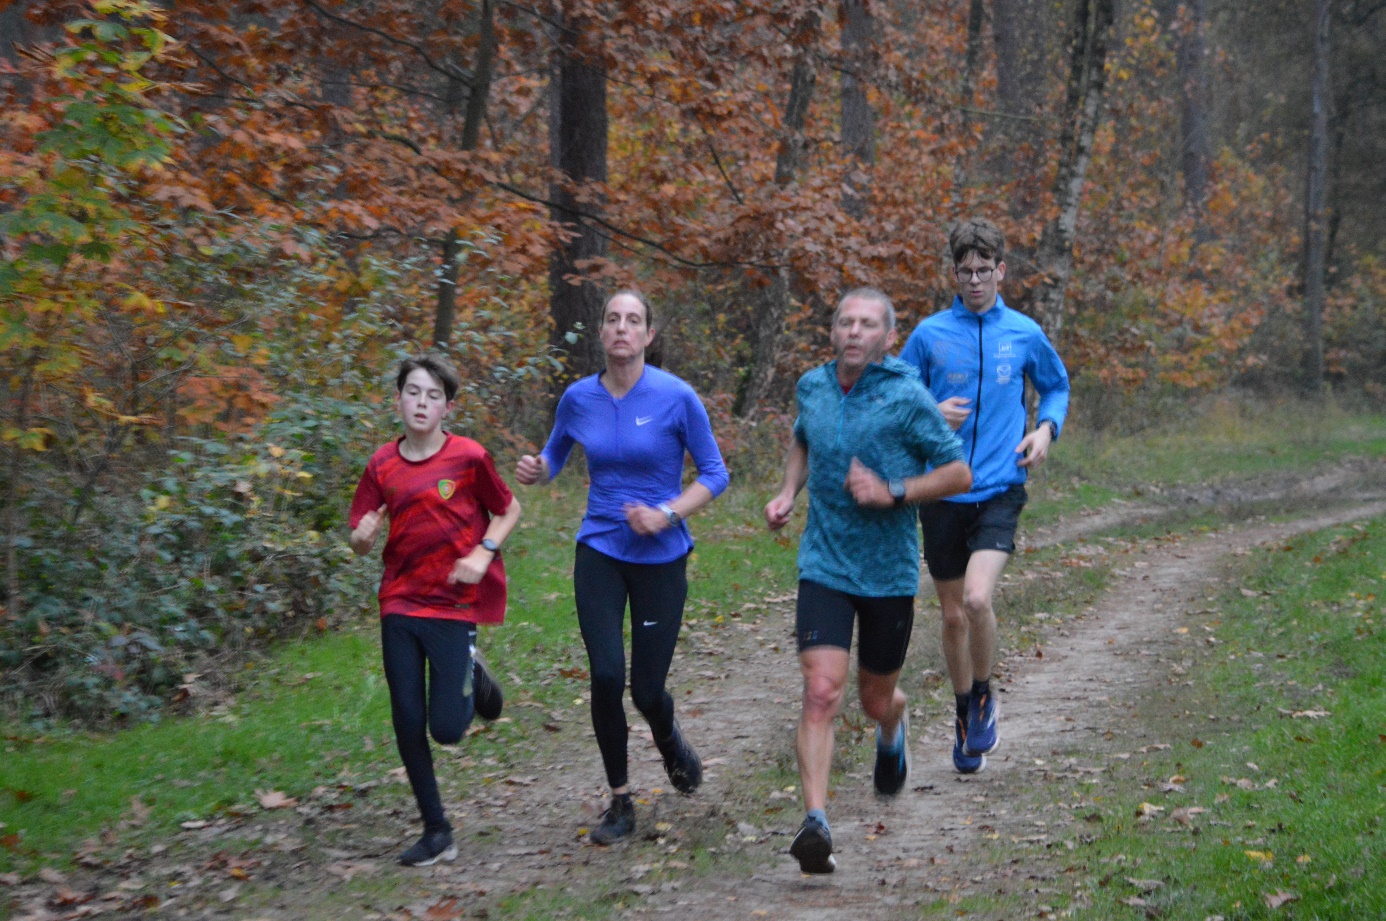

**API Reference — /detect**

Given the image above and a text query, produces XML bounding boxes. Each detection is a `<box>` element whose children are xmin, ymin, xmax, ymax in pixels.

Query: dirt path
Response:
<box><xmin>6</xmin><ymin>478</ymin><xmax>1385</xmax><ymax>921</ymax></box>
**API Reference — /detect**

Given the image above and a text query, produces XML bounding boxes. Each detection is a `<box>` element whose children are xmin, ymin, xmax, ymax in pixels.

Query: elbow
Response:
<box><xmin>954</xmin><ymin>463</ymin><xmax>973</xmax><ymax>494</ymax></box>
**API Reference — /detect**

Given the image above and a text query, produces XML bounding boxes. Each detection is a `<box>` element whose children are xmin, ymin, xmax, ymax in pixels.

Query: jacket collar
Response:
<box><xmin>949</xmin><ymin>293</ymin><xmax>1008</xmax><ymax>324</ymax></box>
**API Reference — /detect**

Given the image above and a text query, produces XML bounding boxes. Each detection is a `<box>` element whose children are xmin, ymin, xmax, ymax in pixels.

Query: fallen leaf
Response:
<box><xmin>1135</xmin><ymin>802</ymin><xmax>1164</xmax><ymax>817</ymax></box>
<box><xmin>0</xmin><ymin>872</ymin><xmax>20</xmax><ymax>886</ymax></box>
<box><xmin>180</xmin><ymin>820</ymin><xmax>208</xmax><ymax>830</ymax></box>
<box><xmin>1120</xmin><ymin>896</ymin><xmax>1148</xmax><ymax>907</ymax></box>
<box><xmin>422</xmin><ymin>897</ymin><xmax>464</xmax><ymax>920</ymax></box>
<box><xmin>1125</xmin><ymin>877</ymin><xmax>1163</xmax><ymax>892</ymax></box>
<box><xmin>1244</xmin><ymin>850</ymin><xmax>1273</xmax><ymax>863</ymax></box>
<box><xmin>1263</xmin><ymin>890</ymin><xmax>1298</xmax><ymax>909</ymax></box>
<box><xmin>38</xmin><ymin>867</ymin><xmax>66</xmax><ymax>884</ymax></box>
<box><xmin>255</xmin><ymin>789</ymin><xmax>298</xmax><ymax>810</ymax></box>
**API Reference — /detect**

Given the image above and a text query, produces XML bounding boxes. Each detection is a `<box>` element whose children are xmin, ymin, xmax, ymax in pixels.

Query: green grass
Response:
<box><xmin>1051</xmin><ymin>516</ymin><xmax>1386</xmax><ymax>920</ymax></box>
<box><xmin>1029</xmin><ymin>397</ymin><xmax>1386</xmax><ymax>526</ymax></box>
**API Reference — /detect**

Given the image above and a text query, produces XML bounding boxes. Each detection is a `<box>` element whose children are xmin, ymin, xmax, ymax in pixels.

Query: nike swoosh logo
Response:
<box><xmin>642</xmin><ymin>620</ymin><xmax>658</xmax><ymax>627</ymax></box>
<box><xmin>635</xmin><ymin>416</ymin><xmax>653</xmax><ymax>426</ymax></box>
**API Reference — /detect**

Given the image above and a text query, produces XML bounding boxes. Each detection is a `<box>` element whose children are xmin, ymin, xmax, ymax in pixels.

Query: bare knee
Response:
<box><xmin>962</xmin><ymin>591</ymin><xmax>993</xmax><ymax>620</ymax></box>
<box><xmin>801</xmin><ymin>673</ymin><xmax>845</xmax><ymax>725</ymax></box>
<box><xmin>940</xmin><ymin>605</ymin><xmax>969</xmax><ymax>634</ymax></box>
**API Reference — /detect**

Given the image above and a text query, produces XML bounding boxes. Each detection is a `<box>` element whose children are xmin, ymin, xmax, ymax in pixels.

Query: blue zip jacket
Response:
<box><xmin>540</xmin><ymin>365</ymin><xmax>729</xmax><ymax>564</ymax></box>
<box><xmin>794</xmin><ymin>355</ymin><xmax>964</xmax><ymax>597</ymax></box>
<box><xmin>899</xmin><ymin>295</ymin><xmax>1070</xmax><ymax>503</ymax></box>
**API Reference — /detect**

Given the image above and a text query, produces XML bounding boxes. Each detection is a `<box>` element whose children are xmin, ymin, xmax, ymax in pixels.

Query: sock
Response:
<box><xmin>955</xmin><ymin>693</ymin><xmax>970</xmax><ymax>725</ymax></box>
<box><xmin>877</xmin><ymin>718</ymin><xmax>904</xmax><ymax>752</ymax></box>
<box><xmin>971</xmin><ymin>678</ymin><xmax>991</xmax><ymax>700</ymax></box>
<box><xmin>806</xmin><ymin>808</ymin><xmax>828</xmax><ymax>829</ymax></box>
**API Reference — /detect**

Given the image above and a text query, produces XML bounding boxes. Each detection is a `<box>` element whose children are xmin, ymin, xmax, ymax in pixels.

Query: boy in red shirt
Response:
<box><xmin>349</xmin><ymin>356</ymin><xmax>522</xmax><ymax>866</ymax></box>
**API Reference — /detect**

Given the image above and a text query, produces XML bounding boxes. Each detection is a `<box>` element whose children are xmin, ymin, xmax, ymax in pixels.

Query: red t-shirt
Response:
<box><xmin>349</xmin><ymin>434</ymin><xmax>514</xmax><ymax>624</ymax></box>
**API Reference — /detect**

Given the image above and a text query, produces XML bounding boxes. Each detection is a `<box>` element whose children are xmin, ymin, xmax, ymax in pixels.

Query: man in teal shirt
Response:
<box><xmin>765</xmin><ymin>288</ymin><xmax>971</xmax><ymax>874</ymax></box>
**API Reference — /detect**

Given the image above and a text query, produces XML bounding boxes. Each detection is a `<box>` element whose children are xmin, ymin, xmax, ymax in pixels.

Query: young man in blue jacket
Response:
<box><xmin>899</xmin><ymin>218</ymin><xmax>1070</xmax><ymax>774</ymax></box>
<box><xmin>766</xmin><ymin>288</ymin><xmax>972</xmax><ymax>873</ymax></box>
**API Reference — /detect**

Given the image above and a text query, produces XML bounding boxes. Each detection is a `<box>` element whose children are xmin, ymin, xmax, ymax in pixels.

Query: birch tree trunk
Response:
<box><xmin>1031</xmin><ymin>0</ymin><xmax>1117</xmax><ymax>341</ymax></box>
<box><xmin>734</xmin><ymin>12</ymin><xmax>819</xmax><ymax>418</ymax></box>
<box><xmin>1301</xmin><ymin>0</ymin><xmax>1332</xmax><ymax>395</ymax></box>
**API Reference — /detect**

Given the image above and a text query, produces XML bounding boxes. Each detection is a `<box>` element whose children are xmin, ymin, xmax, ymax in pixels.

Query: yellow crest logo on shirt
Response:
<box><xmin>438</xmin><ymin>479</ymin><xmax>456</xmax><ymax>500</ymax></box>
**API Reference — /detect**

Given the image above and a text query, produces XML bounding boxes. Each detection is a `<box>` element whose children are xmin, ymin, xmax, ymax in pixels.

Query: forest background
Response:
<box><xmin>1</xmin><ymin>0</ymin><xmax>1383</xmax><ymax>726</ymax></box>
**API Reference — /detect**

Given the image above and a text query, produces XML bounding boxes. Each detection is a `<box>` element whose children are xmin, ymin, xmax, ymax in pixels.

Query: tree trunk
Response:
<box><xmin>1031</xmin><ymin>0</ymin><xmax>1117</xmax><ymax>342</ymax></box>
<box><xmin>1174</xmin><ymin>0</ymin><xmax>1211</xmax><ymax>233</ymax></box>
<box><xmin>961</xmin><ymin>0</ymin><xmax>987</xmax><ymax>105</ymax></box>
<box><xmin>840</xmin><ymin>0</ymin><xmax>875</xmax><ymax>219</ymax></box>
<box><xmin>1301</xmin><ymin>0</ymin><xmax>1331</xmax><ymax>395</ymax></box>
<box><xmin>990</xmin><ymin>0</ymin><xmax>1050</xmax><ymax>148</ymax></box>
<box><xmin>547</xmin><ymin>7</ymin><xmax>609</xmax><ymax>385</ymax></box>
<box><xmin>434</xmin><ymin>0</ymin><xmax>496</xmax><ymax>349</ymax></box>
<box><xmin>734</xmin><ymin>12</ymin><xmax>819</xmax><ymax>419</ymax></box>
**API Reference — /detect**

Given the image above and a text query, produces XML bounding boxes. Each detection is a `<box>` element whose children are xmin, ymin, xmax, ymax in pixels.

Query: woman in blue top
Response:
<box><xmin>515</xmin><ymin>290</ymin><xmax>729</xmax><ymax>845</ymax></box>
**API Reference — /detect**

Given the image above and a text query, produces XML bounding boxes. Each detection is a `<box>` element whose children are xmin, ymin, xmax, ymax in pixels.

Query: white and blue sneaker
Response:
<box><xmin>953</xmin><ymin>717</ymin><xmax>986</xmax><ymax>774</ymax></box>
<box><xmin>964</xmin><ymin>688</ymin><xmax>999</xmax><ymax>756</ymax></box>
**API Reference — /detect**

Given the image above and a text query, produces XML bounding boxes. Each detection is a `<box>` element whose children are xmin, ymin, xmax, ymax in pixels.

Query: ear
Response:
<box><xmin>995</xmin><ymin>261</ymin><xmax>1007</xmax><ymax>284</ymax></box>
<box><xmin>885</xmin><ymin>326</ymin><xmax>899</xmax><ymax>350</ymax></box>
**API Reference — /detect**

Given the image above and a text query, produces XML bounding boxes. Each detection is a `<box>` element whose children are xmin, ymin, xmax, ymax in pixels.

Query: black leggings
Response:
<box><xmin>380</xmin><ymin>614</ymin><xmax>477</xmax><ymax>831</ymax></box>
<box><xmin>573</xmin><ymin>542</ymin><xmax>688</xmax><ymax>789</ymax></box>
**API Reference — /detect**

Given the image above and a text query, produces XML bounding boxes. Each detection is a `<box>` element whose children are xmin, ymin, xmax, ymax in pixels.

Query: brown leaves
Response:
<box><xmin>1263</xmin><ymin>889</ymin><xmax>1298</xmax><ymax>909</ymax></box>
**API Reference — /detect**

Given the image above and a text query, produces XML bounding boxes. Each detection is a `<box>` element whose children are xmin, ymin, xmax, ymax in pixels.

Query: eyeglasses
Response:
<box><xmin>954</xmin><ymin>266</ymin><xmax>996</xmax><ymax>282</ymax></box>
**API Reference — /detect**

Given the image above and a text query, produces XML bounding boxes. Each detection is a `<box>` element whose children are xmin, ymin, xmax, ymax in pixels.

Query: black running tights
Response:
<box><xmin>380</xmin><ymin>614</ymin><xmax>477</xmax><ymax>831</ymax></box>
<box><xmin>573</xmin><ymin>543</ymin><xmax>688</xmax><ymax>789</ymax></box>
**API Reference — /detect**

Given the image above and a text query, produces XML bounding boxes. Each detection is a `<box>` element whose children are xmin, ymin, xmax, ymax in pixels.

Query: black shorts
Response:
<box><xmin>920</xmin><ymin>484</ymin><xmax>1028</xmax><ymax>581</ymax></box>
<box><xmin>795</xmin><ymin>579</ymin><xmax>915</xmax><ymax>675</ymax></box>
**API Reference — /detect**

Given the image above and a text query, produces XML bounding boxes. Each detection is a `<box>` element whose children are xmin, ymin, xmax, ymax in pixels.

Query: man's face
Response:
<box><xmin>599</xmin><ymin>294</ymin><xmax>654</xmax><ymax>361</ymax></box>
<box><xmin>954</xmin><ymin>251</ymin><xmax>1005</xmax><ymax>313</ymax></box>
<box><xmin>395</xmin><ymin>368</ymin><xmax>452</xmax><ymax>436</ymax></box>
<box><xmin>831</xmin><ymin>296</ymin><xmax>897</xmax><ymax>374</ymax></box>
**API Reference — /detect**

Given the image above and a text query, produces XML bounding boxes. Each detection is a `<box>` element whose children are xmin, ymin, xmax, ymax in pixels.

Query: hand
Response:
<box><xmin>350</xmin><ymin>503</ymin><xmax>388</xmax><ymax>553</ymax></box>
<box><xmin>448</xmin><ymin>546</ymin><xmax>493</xmax><ymax>585</ymax></box>
<box><xmin>938</xmin><ymin>396</ymin><xmax>972</xmax><ymax>430</ymax></box>
<box><xmin>845</xmin><ymin>457</ymin><xmax>893</xmax><ymax>509</ymax></box>
<box><xmin>624</xmin><ymin>503</ymin><xmax>668</xmax><ymax>536</ymax></box>
<box><xmin>1015</xmin><ymin>424</ymin><xmax>1053</xmax><ymax>469</ymax></box>
<box><xmin>515</xmin><ymin>454</ymin><xmax>547</xmax><ymax>485</ymax></box>
<box><xmin>764</xmin><ymin>493</ymin><xmax>795</xmax><ymax>531</ymax></box>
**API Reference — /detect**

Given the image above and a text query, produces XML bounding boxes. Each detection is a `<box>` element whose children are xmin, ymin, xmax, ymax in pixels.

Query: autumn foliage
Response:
<box><xmin>1</xmin><ymin>0</ymin><xmax>1382</xmax><ymax>722</ymax></box>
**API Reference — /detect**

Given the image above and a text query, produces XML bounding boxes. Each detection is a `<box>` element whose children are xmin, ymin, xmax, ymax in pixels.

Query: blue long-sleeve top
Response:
<box><xmin>539</xmin><ymin>365</ymin><xmax>729</xmax><ymax>564</ymax></box>
<box><xmin>899</xmin><ymin>295</ymin><xmax>1070</xmax><ymax>503</ymax></box>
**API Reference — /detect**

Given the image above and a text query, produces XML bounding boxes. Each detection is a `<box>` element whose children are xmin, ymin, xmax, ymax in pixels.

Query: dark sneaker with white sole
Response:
<box><xmin>873</xmin><ymin>712</ymin><xmax>910</xmax><ymax>796</ymax></box>
<box><xmin>472</xmin><ymin>649</ymin><xmax>503</xmax><ymax>721</ymax></box>
<box><xmin>655</xmin><ymin>719</ymin><xmax>702</xmax><ymax>794</ymax></box>
<box><xmin>789</xmin><ymin>815</ymin><xmax>835</xmax><ymax>874</ymax></box>
<box><xmin>398</xmin><ymin>827</ymin><xmax>457</xmax><ymax>867</ymax></box>
<box><xmin>589</xmin><ymin>794</ymin><xmax>635</xmax><ymax>845</ymax></box>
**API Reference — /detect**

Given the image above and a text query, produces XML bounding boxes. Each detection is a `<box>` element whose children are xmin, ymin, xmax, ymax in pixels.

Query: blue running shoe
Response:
<box><xmin>953</xmin><ymin>717</ymin><xmax>986</xmax><ymax>774</ymax></box>
<box><xmin>965</xmin><ymin>688</ymin><xmax>999</xmax><ymax>756</ymax></box>
<box><xmin>873</xmin><ymin>712</ymin><xmax>910</xmax><ymax>796</ymax></box>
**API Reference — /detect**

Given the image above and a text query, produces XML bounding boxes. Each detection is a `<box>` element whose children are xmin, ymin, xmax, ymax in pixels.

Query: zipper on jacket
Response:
<box><xmin>969</xmin><ymin>315</ymin><xmax>984</xmax><ymax>469</ymax></box>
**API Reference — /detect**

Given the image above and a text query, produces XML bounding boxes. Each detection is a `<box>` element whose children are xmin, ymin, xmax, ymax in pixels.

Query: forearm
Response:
<box><xmin>903</xmin><ymin>460</ymin><xmax>971</xmax><ymax>504</ymax></box>
<box><xmin>778</xmin><ymin>440</ymin><xmax>809</xmax><ymax>499</ymax></box>
<box><xmin>667</xmin><ymin>482</ymin><xmax>715</xmax><ymax>520</ymax></box>
<box><xmin>484</xmin><ymin>497</ymin><xmax>522</xmax><ymax>547</ymax></box>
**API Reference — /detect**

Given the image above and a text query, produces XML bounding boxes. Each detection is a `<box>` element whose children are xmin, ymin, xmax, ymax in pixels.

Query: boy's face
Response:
<box><xmin>395</xmin><ymin>368</ymin><xmax>453</xmax><ymax>437</ymax></box>
<box><xmin>954</xmin><ymin>251</ymin><xmax>1005</xmax><ymax>314</ymax></box>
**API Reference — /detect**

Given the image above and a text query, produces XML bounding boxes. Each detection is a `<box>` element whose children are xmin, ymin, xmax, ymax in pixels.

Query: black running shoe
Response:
<box><xmin>789</xmin><ymin>815</ymin><xmax>835</xmax><ymax>874</ymax></box>
<box><xmin>398</xmin><ymin>827</ymin><xmax>457</xmax><ymax>867</ymax></box>
<box><xmin>655</xmin><ymin>719</ymin><xmax>702</xmax><ymax>794</ymax></box>
<box><xmin>589</xmin><ymin>794</ymin><xmax>635</xmax><ymax>845</ymax></box>
<box><xmin>872</xmin><ymin>711</ymin><xmax>910</xmax><ymax>796</ymax></box>
<box><xmin>472</xmin><ymin>649</ymin><xmax>503</xmax><ymax>721</ymax></box>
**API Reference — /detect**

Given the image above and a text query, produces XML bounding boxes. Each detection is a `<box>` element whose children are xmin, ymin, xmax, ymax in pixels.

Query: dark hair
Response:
<box><xmin>606</xmin><ymin>289</ymin><xmax>654</xmax><ymax>329</ymax></box>
<box><xmin>949</xmin><ymin>218</ymin><xmax>1006</xmax><ymax>266</ymax></box>
<box><xmin>396</xmin><ymin>355</ymin><xmax>460</xmax><ymax>402</ymax></box>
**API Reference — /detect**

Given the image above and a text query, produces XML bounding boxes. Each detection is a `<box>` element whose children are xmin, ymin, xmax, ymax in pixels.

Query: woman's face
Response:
<box><xmin>599</xmin><ymin>294</ymin><xmax>654</xmax><ymax>362</ymax></box>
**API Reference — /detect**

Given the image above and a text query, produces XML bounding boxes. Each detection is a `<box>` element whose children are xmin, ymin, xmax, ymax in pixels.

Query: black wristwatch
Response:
<box><xmin>888</xmin><ymin>478</ymin><xmax>907</xmax><ymax>507</ymax></box>
<box><xmin>481</xmin><ymin>538</ymin><xmax>500</xmax><ymax>553</ymax></box>
<box><xmin>1041</xmin><ymin>419</ymin><xmax>1058</xmax><ymax>440</ymax></box>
